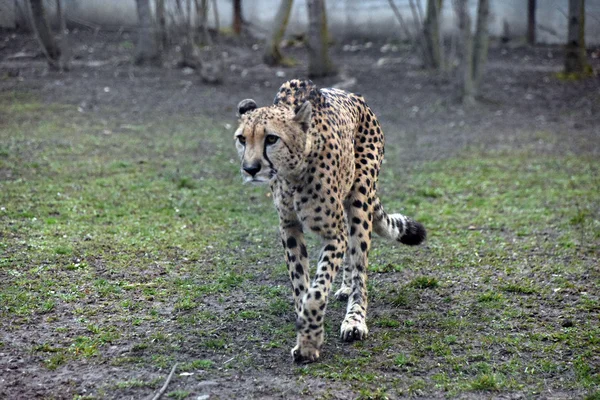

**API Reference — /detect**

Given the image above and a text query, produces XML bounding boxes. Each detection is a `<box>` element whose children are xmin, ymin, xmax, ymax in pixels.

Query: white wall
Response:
<box><xmin>4</xmin><ymin>0</ymin><xmax>600</xmax><ymax>45</ymax></box>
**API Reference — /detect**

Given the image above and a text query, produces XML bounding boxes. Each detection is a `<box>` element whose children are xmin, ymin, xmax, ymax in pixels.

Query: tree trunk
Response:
<box><xmin>564</xmin><ymin>0</ymin><xmax>590</xmax><ymax>74</ymax></box>
<box><xmin>454</xmin><ymin>0</ymin><xmax>474</xmax><ymax>105</ymax></box>
<box><xmin>0</xmin><ymin>0</ymin><xmax>16</xmax><ymax>29</ymax></box>
<box><xmin>56</xmin><ymin>0</ymin><xmax>67</xmax><ymax>36</ymax></box>
<box><xmin>527</xmin><ymin>0</ymin><xmax>536</xmax><ymax>45</ymax></box>
<box><xmin>233</xmin><ymin>0</ymin><xmax>242</xmax><ymax>36</ymax></box>
<box><xmin>306</xmin><ymin>0</ymin><xmax>336</xmax><ymax>78</ymax></box>
<box><xmin>196</xmin><ymin>0</ymin><xmax>213</xmax><ymax>45</ymax></box>
<box><xmin>423</xmin><ymin>0</ymin><xmax>443</xmax><ymax>69</ymax></box>
<box><xmin>55</xmin><ymin>0</ymin><xmax>70</xmax><ymax>71</ymax></box>
<box><xmin>212</xmin><ymin>0</ymin><xmax>220</xmax><ymax>33</ymax></box>
<box><xmin>135</xmin><ymin>0</ymin><xmax>160</xmax><ymax>65</ymax></box>
<box><xmin>180</xmin><ymin>0</ymin><xmax>200</xmax><ymax>67</ymax></box>
<box><xmin>263</xmin><ymin>0</ymin><xmax>294</xmax><ymax>66</ymax></box>
<box><xmin>156</xmin><ymin>0</ymin><xmax>168</xmax><ymax>49</ymax></box>
<box><xmin>472</xmin><ymin>0</ymin><xmax>489</xmax><ymax>90</ymax></box>
<box><xmin>27</xmin><ymin>0</ymin><xmax>61</xmax><ymax>68</ymax></box>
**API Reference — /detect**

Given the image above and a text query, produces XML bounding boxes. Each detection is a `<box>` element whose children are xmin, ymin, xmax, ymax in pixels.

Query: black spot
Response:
<box><xmin>314</xmin><ymin>291</ymin><xmax>322</xmax><ymax>300</ymax></box>
<box><xmin>300</xmin><ymin>244</ymin><xmax>308</xmax><ymax>258</ymax></box>
<box><xmin>296</xmin><ymin>263</ymin><xmax>304</xmax><ymax>275</ymax></box>
<box><xmin>287</xmin><ymin>237</ymin><xmax>297</xmax><ymax>249</ymax></box>
<box><xmin>360</xmin><ymin>241</ymin><xmax>368</xmax><ymax>252</ymax></box>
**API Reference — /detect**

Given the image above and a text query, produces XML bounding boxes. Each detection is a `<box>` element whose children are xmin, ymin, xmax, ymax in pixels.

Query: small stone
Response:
<box><xmin>182</xmin><ymin>67</ymin><xmax>195</xmax><ymax>75</ymax></box>
<box><xmin>197</xmin><ymin>380</ymin><xmax>218</xmax><ymax>387</ymax></box>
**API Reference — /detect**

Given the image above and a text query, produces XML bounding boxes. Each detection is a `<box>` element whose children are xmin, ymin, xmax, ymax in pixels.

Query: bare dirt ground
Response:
<box><xmin>2</xmin><ymin>29</ymin><xmax>599</xmax><ymax>160</ymax></box>
<box><xmin>1</xmin><ymin>28</ymin><xmax>599</xmax><ymax>399</ymax></box>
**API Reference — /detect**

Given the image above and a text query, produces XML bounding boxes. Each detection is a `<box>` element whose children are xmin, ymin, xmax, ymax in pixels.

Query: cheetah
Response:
<box><xmin>234</xmin><ymin>79</ymin><xmax>426</xmax><ymax>362</ymax></box>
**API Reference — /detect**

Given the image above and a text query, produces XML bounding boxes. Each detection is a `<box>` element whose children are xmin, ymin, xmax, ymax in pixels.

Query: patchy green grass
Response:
<box><xmin>410</xmin><ymin>276</ymin><xmax>439</xmax><ymax>289</ymax></box>
<box><xmin>1</xmin><ymin>92</ymin><xmax>599</xmax><ymax>398</ymax></box>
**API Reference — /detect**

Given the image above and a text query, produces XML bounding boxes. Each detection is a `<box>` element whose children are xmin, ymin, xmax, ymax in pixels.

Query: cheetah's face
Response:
<box><xmin>234</xmin><ymin>99</ymin><xmax>312</xmax><ymax>184</ymax></box>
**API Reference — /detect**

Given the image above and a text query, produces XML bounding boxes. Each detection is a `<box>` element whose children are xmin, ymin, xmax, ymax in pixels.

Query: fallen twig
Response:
<box><xmin>223</xmin><ymin>357</ymin><xmax>235</xmax><ymax>365</ymax></box>
<box><xmin>148</xmin><ymin>363</ymin><xmax>178</xmax><ymax>400</ymax></box>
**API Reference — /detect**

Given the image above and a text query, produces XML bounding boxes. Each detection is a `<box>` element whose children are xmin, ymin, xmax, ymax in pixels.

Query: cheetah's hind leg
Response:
<box><xmin>334</xmin><ymin>256</ymin><xmax>352</xmax><ymax>301</ymax></box>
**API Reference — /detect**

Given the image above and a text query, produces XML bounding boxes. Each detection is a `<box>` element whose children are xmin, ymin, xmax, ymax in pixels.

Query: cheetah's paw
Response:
<box><xmin>334</xmin><ymin>285</ymin><xmax>352</xmax><ymax>301</ymax></box>
<box><xmin>340</xmin><ymin>319</ymin><xmax>368</xmax><ymax>342</ymax></box>
<box><xmin>291</xmin><ymin>343</ymin><xmax>320</xmax><ymax>363</ymax></box>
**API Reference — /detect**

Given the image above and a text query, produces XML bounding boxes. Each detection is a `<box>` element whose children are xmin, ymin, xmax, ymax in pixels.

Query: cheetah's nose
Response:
<box><xmin>242</xmin><ymin>162</ymin><xmax>262</xmax><ymax>177</ymax></box>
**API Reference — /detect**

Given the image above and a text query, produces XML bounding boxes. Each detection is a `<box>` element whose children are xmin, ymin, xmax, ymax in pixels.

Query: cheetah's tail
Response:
<box><xmin>372</xmin><ymin>197</ymin><xmax>426</xmax><ymax>245</ymax></box>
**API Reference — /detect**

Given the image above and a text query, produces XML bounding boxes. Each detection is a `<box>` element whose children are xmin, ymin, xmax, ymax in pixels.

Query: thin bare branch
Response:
<box><xmin>408</xmin><ymin>0</ymin><xmax>422</xmax><ymax>32</ymax></box>
<box><xmin>415</xmin><ymin>0</ymin><xmax>425</xmax><ymax>26</ymax></box>
<box><xmin>387</xmin><ymin>0</ymin><xmax>413</xmax><ymax>40</ymax></box>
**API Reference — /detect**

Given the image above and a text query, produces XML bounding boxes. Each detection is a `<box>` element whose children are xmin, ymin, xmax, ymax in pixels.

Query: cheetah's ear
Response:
<box><xmin>293</xmin><ymin>101</ymin><xmax>312</xmax><ymax>133</ymax></box>
<box><xmin>237</xmin><ymin>99</ymin><xmax>257</xmax><ymax>116</ymax></box>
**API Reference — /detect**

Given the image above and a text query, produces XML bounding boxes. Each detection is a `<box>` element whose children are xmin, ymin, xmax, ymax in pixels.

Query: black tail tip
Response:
<box><xmin>400</xmin><ymin>221</ymin><xmax>427</xmax><ymax>246</ymax></box>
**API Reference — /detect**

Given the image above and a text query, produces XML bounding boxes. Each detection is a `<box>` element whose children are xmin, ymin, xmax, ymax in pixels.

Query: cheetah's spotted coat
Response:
<box><xmin>234</xmin><ymin>79</ymin><xmax>426</xmax><ymax>362</ymax></box>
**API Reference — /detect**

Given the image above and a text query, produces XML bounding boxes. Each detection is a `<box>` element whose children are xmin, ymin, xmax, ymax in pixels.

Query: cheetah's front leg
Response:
<box><xmin>292</xmin><ymin>234</ymin><xmax>347</xmax><ymax>362</ymax></box>
<box><xmin>280</xmin><ymin>223</ymin><xmax>310</xmax><ymax>317</ymax></box>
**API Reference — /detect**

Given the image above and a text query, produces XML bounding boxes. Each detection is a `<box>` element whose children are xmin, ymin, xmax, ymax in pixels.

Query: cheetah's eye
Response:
<box><xmin>237</xmin><ymin>136</ymin><xmax>246</xmax><ymax>145</ymax></box>
<box><xmin>265</xmin><ymin>135</ymin><xmax>280</xmax><ymax>145</ymax></box>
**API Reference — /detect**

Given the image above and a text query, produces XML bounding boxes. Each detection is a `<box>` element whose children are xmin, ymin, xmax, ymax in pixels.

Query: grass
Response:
<box><xmin>410</xmin><ymin>276</ymin><xmax>439</xmax><ymax>289</ymax></box>
<box><xmin>1</xmin><ymin>92</ymin><xmax>599</xmax><ymax>398</ymax></box>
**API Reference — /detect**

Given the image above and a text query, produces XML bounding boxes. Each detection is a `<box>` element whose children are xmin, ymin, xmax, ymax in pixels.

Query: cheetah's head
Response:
<box><xmin>234</xmin><ymin>99</ymin><xmax>312</xmax><ymax>184</ymax></box>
